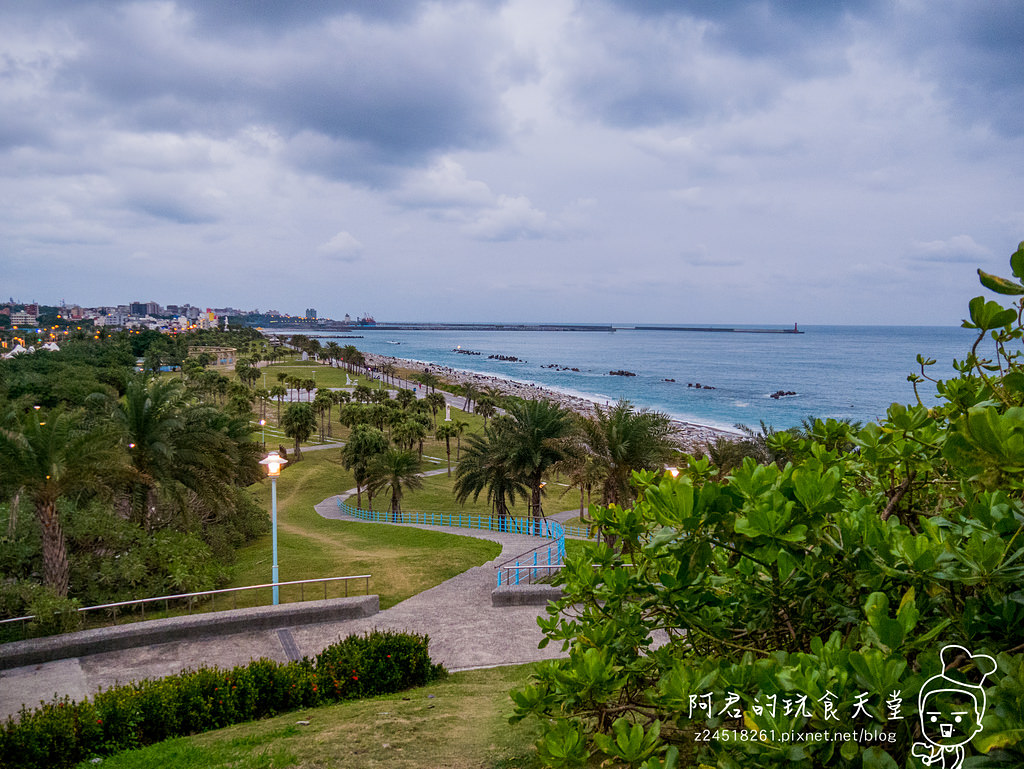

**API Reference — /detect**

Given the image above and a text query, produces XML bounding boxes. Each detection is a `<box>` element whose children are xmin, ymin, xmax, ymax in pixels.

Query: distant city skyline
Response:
<box><xmin>2</xmin><ymin>1</ymin><xmax>1023</xmax><ymax>326</ymax></box>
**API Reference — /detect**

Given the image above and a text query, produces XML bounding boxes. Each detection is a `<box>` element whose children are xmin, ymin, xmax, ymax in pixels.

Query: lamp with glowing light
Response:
<box><xmin>259</xmin><ymin>450</ymin><xmax>288</xmax><ymax>604</ymax></box>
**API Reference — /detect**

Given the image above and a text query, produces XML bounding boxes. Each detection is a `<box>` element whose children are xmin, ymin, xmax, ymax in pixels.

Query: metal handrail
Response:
<box><xmin>336</xmin><ymin>498</ymin><xmax>572</xmax><ymax>587</ymax></box>
<box><xmin>0</xmin><ymin>574</ymin><xmax>371</xmax><ymax>639</ymax></box>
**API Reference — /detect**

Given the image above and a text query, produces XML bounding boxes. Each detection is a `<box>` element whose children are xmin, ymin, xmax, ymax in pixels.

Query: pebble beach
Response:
<box><xmin>361</xmin><ymin>351</ymin><xmax>737</xmax><ymax>454</ymax></box>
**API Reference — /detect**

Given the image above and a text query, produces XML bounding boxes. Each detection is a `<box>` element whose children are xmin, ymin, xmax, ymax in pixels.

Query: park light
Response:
<box><xmin>665</xmin><ymin>465</ymin><xmax>680</xmax><ymax>478</ymax></box>
<box><xmin>259</xmin><ymin>450</ymin><xmax>289</xmax><ymax>605</ymax></box>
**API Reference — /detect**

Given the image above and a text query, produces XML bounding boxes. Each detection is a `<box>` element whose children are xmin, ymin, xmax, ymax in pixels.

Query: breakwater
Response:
<box><xmin>373</xmin><ymin>323</ymin><xmax>615</xmax><ymax>332</ymax></box>
<box><xmin>633</xmin><ymin>325</ymin><xmax>803</xmax><ymax>334</ymax></box>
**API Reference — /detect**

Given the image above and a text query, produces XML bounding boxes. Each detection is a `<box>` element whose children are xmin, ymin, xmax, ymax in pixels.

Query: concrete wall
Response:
<box><xmin>491</xmin><ymin>585</ymin><xmax>563</xmax><ymax>607</ymax></box>
<box><xmin>0</xmin><ymin>595</ymin><xmax>379</xmax><ymax>671</ymax></box>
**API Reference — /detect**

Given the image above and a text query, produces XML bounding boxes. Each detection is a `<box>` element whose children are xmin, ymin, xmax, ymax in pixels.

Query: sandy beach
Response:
<box><xmin>360</xmin><ymin>351</ymin><xmax>738</xmax><ymax>454</ymax></box>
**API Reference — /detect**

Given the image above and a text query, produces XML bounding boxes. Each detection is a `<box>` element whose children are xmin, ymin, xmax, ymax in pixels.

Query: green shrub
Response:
<box><xmin>511</xmin><ymin>243</ymin><xmax>1024</xmax><ymax>768</ymax></box>
<box><xmin>25</xmin><ymin>590</ymin><xmax>81</xmax><ymax>636</ymax></box>
<box><xmin>0</xmin><ymin>630</ymin><xmax>442</xmax><ymax>769</ymax></box>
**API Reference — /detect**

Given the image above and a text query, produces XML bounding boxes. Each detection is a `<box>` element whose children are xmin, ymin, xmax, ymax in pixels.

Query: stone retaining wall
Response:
<box><xmin>0</xmin><ymin>595</ymin><xmax>379</xmax><ymax>671</ymax></box>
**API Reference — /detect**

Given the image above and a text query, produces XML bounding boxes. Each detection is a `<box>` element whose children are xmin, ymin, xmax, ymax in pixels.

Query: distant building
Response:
<box><xmin>130</xmin><ymin>301</ymin><xmax>160</xmax><ymax>316</ymax></box>
<box><xmin>306</xmin><ymin>308</ymin><xmax>317</xmax><ymax>319</ymax></box>
<box><xmin>11</xmin><ymin>311</ymin><xmax>37</xmax><ymax>326</ymax></box>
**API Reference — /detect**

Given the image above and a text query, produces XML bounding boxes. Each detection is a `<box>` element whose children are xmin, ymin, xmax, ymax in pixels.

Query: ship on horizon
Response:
<box><xmin>341</xmin><ymin>313</ymin><xmax>377</xmax><ymax>327</ymax></box>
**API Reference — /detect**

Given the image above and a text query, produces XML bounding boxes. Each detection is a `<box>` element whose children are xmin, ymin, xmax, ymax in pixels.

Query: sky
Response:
<box><xmin>2</xmin><ymin>0</ymin><xmax>1023</xmax><ymax>325</ymax></box>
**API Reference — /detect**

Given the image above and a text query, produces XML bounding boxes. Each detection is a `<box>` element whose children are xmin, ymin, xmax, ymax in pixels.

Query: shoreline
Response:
<box><xmin>360</xmin><ymin>351</ymin><xmax>739</xmax><ymax>453</ymax></box>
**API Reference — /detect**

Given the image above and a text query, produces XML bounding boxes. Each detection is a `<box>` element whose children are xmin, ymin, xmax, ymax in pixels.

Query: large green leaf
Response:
<box><xmin>978</xmin><ymin>269</ymin><xmax>1024</xmax><ymax>295</ymax></box>
<box><xmin>1011</xmin><ymin>240</ymin><xmax>1024</xmax><ymax>279</ymax></box>
<box><xmin>966</xmin><ymin>295</ymin><xmax>1018</xmax><ymax>330</ymax></box>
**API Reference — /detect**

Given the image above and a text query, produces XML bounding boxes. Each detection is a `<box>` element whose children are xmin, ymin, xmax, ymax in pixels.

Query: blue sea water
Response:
<box><xmin>310</xmin><ymin>325</ymin><xmax>976</xmax><ymax>431</ymax></box>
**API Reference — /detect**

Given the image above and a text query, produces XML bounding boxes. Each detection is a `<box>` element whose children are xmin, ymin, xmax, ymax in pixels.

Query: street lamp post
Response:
<box><xmin>259</xmin><ymin>418</ymin><xmax>266</xmax><ymax>448</ymax></box>
<box><xmin>259</xmin><ymin>450</ymin><xmax>289</xmax><ymax>605</ymax></box>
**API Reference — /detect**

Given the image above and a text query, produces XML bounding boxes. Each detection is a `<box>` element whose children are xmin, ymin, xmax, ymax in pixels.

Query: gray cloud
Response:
<box><xmin>0</xmin><ymin>0</ymin><xmax>1021</xmax><ymax>325</ymax></box>
<box><xmin>9</xmin><ymin>1</ymin><xmax>509</xmax><ymax>183</ymax></box>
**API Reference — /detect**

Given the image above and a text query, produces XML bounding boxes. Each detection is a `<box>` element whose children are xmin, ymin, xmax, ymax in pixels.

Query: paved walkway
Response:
<box><xmin>0</xmin><ymin>491</ymin><xmax>571</xmax><ymax>720</ymax></box>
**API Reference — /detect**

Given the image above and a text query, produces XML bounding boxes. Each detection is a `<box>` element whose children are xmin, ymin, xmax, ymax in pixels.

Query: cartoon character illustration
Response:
<box><xmin>911</xmin><ymin>645</ymin><xmax>996</xmax><ymax>768</ymax></box>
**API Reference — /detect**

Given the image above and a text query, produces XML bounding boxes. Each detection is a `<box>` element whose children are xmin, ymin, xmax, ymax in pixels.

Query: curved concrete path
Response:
<box><xmin>0</xmin><ymin>489</ymin><xmax>570</xmax><ymax>720</ymax></box>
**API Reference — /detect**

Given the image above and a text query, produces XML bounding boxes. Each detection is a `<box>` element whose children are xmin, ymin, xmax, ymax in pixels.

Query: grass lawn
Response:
<box><xmin>233</xmin><ymin>450</ymin><xmax>501</xmax><ymax>609</ymax></box>
<box><xmin>77</xmin><ymin>664</ymin><xmax>545</xmax><ymax>769</ymax></box>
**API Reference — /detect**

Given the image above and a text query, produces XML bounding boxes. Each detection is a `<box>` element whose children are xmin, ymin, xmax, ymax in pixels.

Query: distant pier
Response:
<box><xmin>299</xmin><ymin>322</ymin><xmax>616</xmax><ymax>332</ymax></box>
<box><xmin>632</xmin><ymin>324</ymin><xmax>803</xmax><ymax>335</ymax></box>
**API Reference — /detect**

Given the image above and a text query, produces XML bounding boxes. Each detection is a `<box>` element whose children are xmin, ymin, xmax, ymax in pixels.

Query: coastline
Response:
<box><xmin>361</xmin><ymin>351</ymin><xmax>739</xmax><ymax>453</ymax></box>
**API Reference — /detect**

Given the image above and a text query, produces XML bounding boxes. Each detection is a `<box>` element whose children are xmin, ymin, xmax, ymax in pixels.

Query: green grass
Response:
<box><xmin>233</xmin><ymin>449</ymin><xmax>502</xmax><ymax>609</ymax></box>
<box><xmin>75</xmin><ymin>664</ymin><xmax>544</xmax><ymax>769</ymax></box>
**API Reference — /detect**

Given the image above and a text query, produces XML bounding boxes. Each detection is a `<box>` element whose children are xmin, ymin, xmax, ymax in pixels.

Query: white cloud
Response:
<box><xmin>464</xmin><ymin>194</ymin><xmax>551</xmax><ymax>241</ymax></box>
<box><xmin>316</xmin><ymin>231</ymin><xmax>364</xmax><ymax>261</ymax></box>
<box><xmin>391</xmin><ymin>158</ymin><xmax>493</xmax><ymax>211</ymax></box>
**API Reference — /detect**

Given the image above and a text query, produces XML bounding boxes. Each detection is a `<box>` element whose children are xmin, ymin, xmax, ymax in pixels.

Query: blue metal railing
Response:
<box><xmin>495</xmin><ymin>540</ymin><xmax>566</xmax><ymax>586</ymax></box>
<box><xmin>336</xmin><ymin>498</ymin><xmax>571</xmax><ymax>586</ymax></box>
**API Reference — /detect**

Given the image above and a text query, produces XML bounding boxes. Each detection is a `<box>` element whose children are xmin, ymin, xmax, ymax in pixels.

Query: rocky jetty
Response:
<box><xmin>769</xmin><ymin>390</ymin><xmax>797</xmax><ymax>399</ymax></box>
<box><xmin>609</xmin><ymin>370</ymin><xmax>637</xmax><ymax>377</ymax></box>
<box><xmin>488</xmin><ymin>354</ymin><xmax>524</xmax><ymax>362</ymax></box>
<box><xmin>452</xmin><ymin>348</ymin><xmax>481</xmax><ymax>355</ymax></box>
<box><xmin>687</xmin><ymin>382</ymin><xmax>716</xmax><ymax>390</ymax></box>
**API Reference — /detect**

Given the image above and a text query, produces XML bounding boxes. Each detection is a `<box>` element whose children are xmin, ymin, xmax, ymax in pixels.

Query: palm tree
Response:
<box><xmin>454</xmin><ymin>428</ymin><xmax>528</xmax><ymax>522</ymax></box>
<box><xmin>392</xmin><ymin>419</ymin><xmax>420</xmax><ymax>452</ymax></box>
<box><xmin>313</xmin><ymin>390</ymin><xmax>334</xmax><ymax>441</ymax></box>
<box><xmin>461</xmin><ymin>382</ymin><xmax>480</xmax><ymax>412</ymax></box>
<box><xmin>435</xmin><ymin>423</ymin><xmax>459</xmax><ymax>476</ymax></box>
<box><xmin>0</xmin><ymin>406</ymin><xmax>124</xmax><ymax>596</ymax></box>
<box><xmin>413</xmin><ymin>371</ymin><xmax>440</xmax><ymax>393</ymax></box>
<box><xmin>395</xmin><ymin>388</ymin><xmax>416</xmax><ymax>409</ymax></box>
<box><xmin>554</xmin><ymin>449</ymin><xmax>604</xmax><ymax>520</ymax></box>
<box><xmin>270</xmin><ymin>384</ymin><xmax>287</xmax><ymax>423</ymax></box>
<box><xmin>499</xmin><ymin>399</ymin><xmax>575</xmax><ymax>523</ymax></box>
<box><xmin>475</xmin><ymin>395</ymin><xmax>497</xmax><ymax>426</ymax></box>
<box><xmin>341</xmin><ymin>424</ymin><xmax>388</xmax><ymax>509</ymax></box>
<box><xmin>284</xmin><ymin>375</ymin><xmax>299</xmax><ymax>402</ymax></box>
<box><xmin>424</xmin><ymin>392</ymin><xmax>446</xmax><ymax>428</ymax></box>
<box><xmin>325</xmin><ymin>342</ymin><xmax>342</xmax><ymax>368</ymax></box>
<box><xmin>353</xmin><ymin>384</ymin><xmax>372</xmax><ymax>403</ymax></box>
<box><xmin>451</xmin><ymin>418</ymin><xmax>469</xmax><ymax>460</ymax></box>
<box><xmin>228</xmin><ymin>388</ymin><xmax>255</xmax><ymax>419</ymax></box>
<box><xmin>102</xmin><ymin>376</ymin><xmax>187</xmax><ymax>528</ymax></box>
<box><xmin>281</xmin><ymin>402</ymin><xmax>316</xmax><ymax>460</ymax></box>
<box><xmin>365</xmin><ymin>449</ymin><xmax>423</xmax><ymax>522</ymax></box>
<box><xmin>576</xmin><ymin>400</ymin><xmax>676</xmax><ymax>506</ymax></box>
<box><xmin>254</xmin><ymin>387</ymin><xmax>271</xmax><ymax>421</ymax></box>
<box><xmin>99</xmin><ymin>376</ymin><xmax>256</xmax><ymax>533</ymax></box>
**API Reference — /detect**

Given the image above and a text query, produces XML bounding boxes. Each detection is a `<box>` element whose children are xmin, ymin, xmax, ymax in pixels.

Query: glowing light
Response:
<box><xmin>260</xmin><ymin>450</ymin><xmax>288</xmax><ymax>478</ymax></box>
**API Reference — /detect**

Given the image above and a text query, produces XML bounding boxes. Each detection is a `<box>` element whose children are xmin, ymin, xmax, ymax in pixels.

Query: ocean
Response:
<box><xmin>308</xmin><ymin>325</ymin><xmax>977</xmax><ymax>431</ymax></box>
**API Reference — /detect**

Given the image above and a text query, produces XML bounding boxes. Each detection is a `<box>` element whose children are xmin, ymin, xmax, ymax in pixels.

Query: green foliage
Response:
<box><xmin>25</xmin><ymin>589</ymin><xmax>83</xmax><ymax>636</ymax></box>
<box><xmin>0</xmin><ymin>348</ymin><xmax>267</xmax><ymax>626</ymax></box>
<box><xmin>0</xmin><ymin>631</ymin><xmax>443</xmax><ymax>769</ymax></box>
<box><xmin>281</xmin><ymin>402</ymin><xmax>316</xmax><ymax>459</ymax></box>
<box><xmin>514</xmin><ymin>241</ymin><xmax>1024</xmax><ymax>768</ymax></box>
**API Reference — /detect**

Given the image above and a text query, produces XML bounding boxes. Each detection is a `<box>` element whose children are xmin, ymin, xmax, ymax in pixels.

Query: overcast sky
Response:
<box><xmin>2</xmin><ymin>0</ymin><xmax>1022</xmax><ymax>324</ymax></box>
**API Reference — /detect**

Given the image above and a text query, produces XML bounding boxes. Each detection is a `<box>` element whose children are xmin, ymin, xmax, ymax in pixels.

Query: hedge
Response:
<box><xmin>0</xmin><ymin>630</ymin><xmax>444</xmax><ymax>769</ymax></box>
